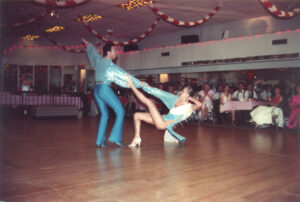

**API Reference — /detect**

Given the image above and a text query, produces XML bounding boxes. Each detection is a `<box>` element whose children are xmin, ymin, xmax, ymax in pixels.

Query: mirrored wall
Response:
<box><xmin>49</xmin><ymin>66</ymin><xmax>62</xmax><ymax>92</ymax></box>
<box><xmin>3</xmin><ymin>64</ymin><xmax>18</xmax><ymax>92</ymax></box>
<box><xmin>19</xmin><ymin>65</ymin><xmax>34</xmax><ymax>92</ymax></box>
<box><xmin>2</xmin><ymin>64</ymin><xmax>95</xmax><ymax>94</ymax></box>
<box><xmin>34</xmin><ymin>65</ymin><xmax>48</xmax><ymax>93</ymax></box>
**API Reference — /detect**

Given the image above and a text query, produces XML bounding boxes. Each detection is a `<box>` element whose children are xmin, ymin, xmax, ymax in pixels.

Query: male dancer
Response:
<box><xmin>83</xmin><ymin>39</ymin><xmax>142</xmax><ymax>147</ymax></box>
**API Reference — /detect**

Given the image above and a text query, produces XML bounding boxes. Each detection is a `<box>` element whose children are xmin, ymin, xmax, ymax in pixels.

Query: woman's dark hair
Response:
<box><xmin>222</xmin><ymin>83</ymin><xmax>230</xmax><ymax>92</ymax></box>
<box><xmin>103</xmin><ymin>43</ymin><xmax>114</xmax><ymax>57</ymax></box>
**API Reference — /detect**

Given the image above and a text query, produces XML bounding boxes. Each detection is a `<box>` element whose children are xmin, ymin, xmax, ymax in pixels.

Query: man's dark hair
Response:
<box><xmin>103</xmin><ymin>43</ymin><xmax>114</xmax><ymax>57</ymax></box>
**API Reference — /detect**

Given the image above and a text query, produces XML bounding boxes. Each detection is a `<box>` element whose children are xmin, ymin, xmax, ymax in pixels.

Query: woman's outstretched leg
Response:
<box><xmin>127</xmin><ymin>75</ymin><xmax>170</xmax><ymax>130</ymax></box>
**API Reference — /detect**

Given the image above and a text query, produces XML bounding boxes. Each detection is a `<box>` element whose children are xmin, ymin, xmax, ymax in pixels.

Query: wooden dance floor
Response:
<box><xmin>1</xmin><ymin>115</ymin><xmax>300</xmax><ymax>201</ymax></box>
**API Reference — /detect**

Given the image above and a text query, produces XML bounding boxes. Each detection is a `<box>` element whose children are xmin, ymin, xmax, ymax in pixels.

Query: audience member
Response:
<box><xmin>259</xmin><ymin>84</ymin><xmax>272</xmax><ymax>101</ymax></box>
<box><xmin>213</xmin><ymin>84</ymin><xmax>223</xmax><ymax>123</ymax></box>
<box><xmin>250</xmin><ymin>85</ymin><xmax>284</xmax><ymax>128</ymax></box>
<box><xmin>198</xmin><ymin>82</ymin><xmax>214</xmax><ymax>122</ymax></box>
<box><xmin>219</xmin><ymin>84</ymin><xmax>235</xmax><ymax>125</ymax></box>
<box><xmin>174</xmin><ymin>84</ymin><xmax>183</xmax><ymax>96</ymax></box>
<box><xmin>232</xmin><ymin>82</ymin><xmax>245</xmax><ymax>101</ymax></box>
<box><xmin>232</xmin><ymin>82</ymin><xmax>249</xmax><ymax>124</ymax></box>
<box><xmin>244</xmin><ymin>83</ymin><xmax>257</xmax><ymax>101</ymax></box>
<box><xmin>287</xmin><ymin>84</ymin><xmax>300</xmax><ymax>131</ymax></box>
<box><xmin>167</xmin><ymin>84</ymin><xmax>175</xmax><ymax>94</ymax></box>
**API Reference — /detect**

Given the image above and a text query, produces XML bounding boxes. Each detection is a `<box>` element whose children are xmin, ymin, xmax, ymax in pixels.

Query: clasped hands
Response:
<box><xmin>126</xmin><ymin>74</ymin><xmax>149</xmax><ymax>88</ymax></box>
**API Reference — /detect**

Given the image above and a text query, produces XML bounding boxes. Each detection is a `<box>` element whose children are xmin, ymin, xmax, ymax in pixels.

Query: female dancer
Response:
<box><xmin>126</xmin><ymin>75</ymin><xmax>202</xmax><ymax>147</ymax></box>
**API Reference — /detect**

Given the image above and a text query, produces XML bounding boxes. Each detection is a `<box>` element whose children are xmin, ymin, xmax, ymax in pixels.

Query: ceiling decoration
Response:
<box><xmin>44</xmin><ymin>32</ymin><xmax>102</xmax><ymax>54</ymax></box>
<box><xmin>148</xmin><ymin>2</ymin><xmax>221</xmax><ymax>27</ymax></box>
<box><xmin>76</xmin><ymin>14</ymin><xmax>103</xmax><ymax>23</ymax></box>
<box><xmin>34</xmin><ymin>0</ymin><xmax>90</xmax><ymax>7</ymax></box>
<box><xmin>45</xmin><ymin>25</ymin><xmax>65</xmax><ymax>33</ymax></box>
<box><xmin>2</xmin><ymin>8</ymin><xmax>52</xmax><ymax>27</ymax></box>
<box><xmin>50</xmin><ymin>10</ymin><xmax>60</xmax><ymax>19</ymax></box>
<box><xmin>260</xmin><ymin>0</ymin><xmax>300</xmax><ymax>18</ymax></box>
<box><xmin>22</xmin><ymin>35</ymin><xmax>40</xmax><ymax>41</ymax></box>
<box><xmin>2</xmin><ymin>0</ymin><xmax>300</xmax><ymax>51</ymax></box>
<box><xmin>36</xmin><ymin>21</ymin><xmax>101</xmax><ymax>54</ymax></box>
<box><xmin>74</xmin><ymin>7</ymin><xmax>160</xmax><ymax>45</ymax></box>
<box><xmin>118</xmin><ymin>0</ymin><xmax>154</xmax><ymax>11</ymax></box>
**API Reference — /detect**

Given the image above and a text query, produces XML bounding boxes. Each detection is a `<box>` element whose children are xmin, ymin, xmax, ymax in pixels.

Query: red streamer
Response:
<box><xmin>148</xmin><ymin>3</ymin><xmax>221</xmax><ymax>27</ymax></box>
<box><xmin>73</xmin><ymin>7</ymin><xmax>160</xmax><ymax>45</ymax></box>
<box><xmin>260</xmin><ymin>0</ymin><xmax>300</xmax><ymax>18</ymax></box>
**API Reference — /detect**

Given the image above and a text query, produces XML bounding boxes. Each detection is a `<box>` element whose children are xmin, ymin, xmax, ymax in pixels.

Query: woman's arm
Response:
<box><xmin>220</xmin><ymin>93</ymin><xmax>225</xmax><ymax>105</ymax></box>
<box><xmin>199</xmin><ymin>91</ymin><xmax>205</xmax><ymax>102</ymax></box>
<box><xmin>208</xmin><ymin>90</ymin><xmax>214</xmax><ymax>101</ymax></box>
<box><xmin>188</xmin><ymin>97</ymin><xmax>202</xmax><ymax>111</ymax></box>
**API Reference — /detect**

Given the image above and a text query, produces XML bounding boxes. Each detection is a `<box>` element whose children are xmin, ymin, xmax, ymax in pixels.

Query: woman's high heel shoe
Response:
<box><xmin>128</xmin><ymin>137</ymin><xmax>142</xmax><ymax>147</ymax></box>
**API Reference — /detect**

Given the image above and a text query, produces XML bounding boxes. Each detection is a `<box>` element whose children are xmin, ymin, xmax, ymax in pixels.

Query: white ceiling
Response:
<box><xmin>1</xmin><ymin>0</ymin><xmax>300</xmax><ymax>44</ymax></box>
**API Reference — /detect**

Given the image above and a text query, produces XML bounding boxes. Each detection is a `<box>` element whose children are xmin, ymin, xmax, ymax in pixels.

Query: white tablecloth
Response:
<box><xmin>0</xmin><ymin>93</ymin><xmax>83</xmax><ymax>109</ymax></box>
<box><xmin>223</xmin><ymin>101</ymin><xmax>267</xmax><ymax>111</ymax></box>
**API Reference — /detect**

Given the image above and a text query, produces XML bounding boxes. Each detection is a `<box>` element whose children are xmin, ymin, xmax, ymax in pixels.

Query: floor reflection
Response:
<box><xmin>163</xmin><ymin>143</ymin><xmax>185</xmax><ymax>159</ymax></box>
<box><xmin>129</xmin><ymin>147</ymin><xmax>141</xmax><ymax>164</ymax></box>
<box><xmin>250</xmin><ymin>132</ymin><xmax>284</xmax><ymax>153</ymax></box>
<box><xmin>96</xmin><ymin>148</ymin><xmax>123</xmax><ymax>180</ymax></box>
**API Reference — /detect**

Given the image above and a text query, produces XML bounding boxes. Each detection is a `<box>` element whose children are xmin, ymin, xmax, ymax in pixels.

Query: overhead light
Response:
<box><xmin>76</xmin><ymin>14</ymin><xmax>103</xmax><ymax>23</ymax></box>
<box><xmin>50</xmin><ymin>10</ymin><xmax>59</xmax><ymax>19</ymax></box>
<box><xmin>22</xmin><ymin>35</ymin><xmax>40</xmax><ymax>41</ymax></box>
<box><xmin>118</xmin><ymin>0</ymin><xmax>154</xmax><ymax>11</ymax></box>
<box><xmin>160</xmin><ymin>74</ymin><xmax>169</xmax><ymax>83</ymax></box>
<box><xmin>106</xmin><ymin>28</ymin><xmax>114</xmax><ymax>37</ymax></box>
<box><xmin>45</xmin><ymin>26</ymin><xmax>65</xmax><ymax>33</ymax></box>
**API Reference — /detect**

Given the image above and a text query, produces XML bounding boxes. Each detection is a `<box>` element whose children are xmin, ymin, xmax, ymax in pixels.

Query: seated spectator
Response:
<box><xmin>213</xmin><ymin>84</ymin><xmax>223</xmax><ymax>101</ymax></box>
<box><xmin>198</xmin><ymin>82</ymin><xmax>214</xmax><ymax>121</ymax></box>
<box><xmin>213</xmin><ymin>84</ymin><xmax>223</xmax><ymax>123</ymax></box>
<box><xmin>133</xmin><ymin>96</ymin><xmax>147</xmax><ymax>112</ymax></box>
<box><xmin>133</xmin><ymin>94</ymin><xmax>158</xmax><ymax>113</ymax></box>
<box><xmin>287</xmin><ymin>84</ymin><xmax>300</xmax><ymax>131</ymax></box>
<box><xmin>157</xmin><ymin>83</ymin><xmax>164</xmax><ymax>90</ymax></box>
<box><xmin>174</xmin><ymin>84</ymin><xmax>183</xmax><ymax>96</ymax></box>
<box><xmin>250</xmin><ymin>86</ymin><xmax>284</xmax><ymax>128</ymax></box>
<box><xmin>244</xmin><ymin>83</ymin><xmax>258</xmax><ymax>101</ymax></box>
<box><xmin>167</xmin><ymin>84</ymin><xmax>175</xmax><ymax>95</ymax></box>
<box><xmin>232</xmin><ymin>82</ymin><xmax>249</xmax><ymax>124</ymax></box>
<box><xmin>125</xmin><ymin>91</ymin><xmax>135</xmax><ymax>116</ymax></box>
<box><xmin>219</xmin><ymin>84</ymin><xmax>235</xmax><ymax>125</ymax></box>
<box><xmin>232</xmin><ymin>82</ymin><xmax>246</xmax><ymax>101</ymax></box>
<box><xmin>259</xmin><ymin>84</ymin><xmax>272</xmax><ymax>101</ymax></box>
